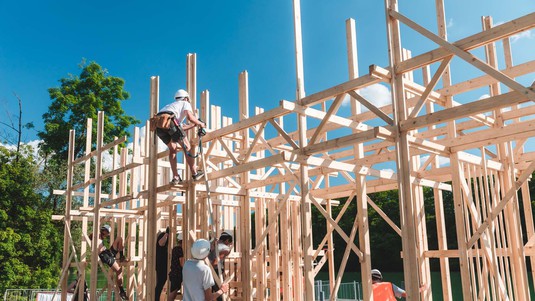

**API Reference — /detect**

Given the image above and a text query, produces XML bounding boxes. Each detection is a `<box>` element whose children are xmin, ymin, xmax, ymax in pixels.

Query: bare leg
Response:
<box><xmin>167</xmin><ymin>289</ymin><xmax>178</xmax><ymax>301</ymax></box>
<box><xmin>167</xmin><ymin>141</ymin><xmax>179</xmax><ymax>179</ymax></box>
<box><xmin>111</xmin><ymin>262</ymin><xmax>124</xmax><ymax>287</ymax></box>
<box><xmin>181</xmin><ymin>137</ymin><xmax>197</xmax><ymax>173</ymax></box>
<box><xmin>112</xmin><ymin>237</ymin><xmax>124</xmax><ymax>252</ymax></box>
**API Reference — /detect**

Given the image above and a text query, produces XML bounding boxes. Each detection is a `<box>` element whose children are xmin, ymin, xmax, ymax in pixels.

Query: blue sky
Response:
<box><xmin>0</xmin><ymin>0</ymin><xmax>534</xmax><ymax>144</ymax></box>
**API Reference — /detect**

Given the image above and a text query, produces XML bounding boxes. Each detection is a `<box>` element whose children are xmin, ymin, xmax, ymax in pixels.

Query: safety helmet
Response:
<box><xmin>174</xmin><ymin>89</ymin><xmax>189</xmax><ymax>99</ymax></box>
<box><xmin>100</xmin><ymin>224</ymin><xmax>111</xmax><ymax>233</ymax></box>
<box><xmin>177</xmin><ymin>232</ymin><xmax>183</xmax><ymax>241</ymax></box>
<box><xmin>191</xmin><ymin>239</ymin><xmax>211</xmax><ymax>260</ymax></box>
<box><xmin>371</xmin><ymin>269</ymin><xmax>382</xmax><ymax>280</ymax></box>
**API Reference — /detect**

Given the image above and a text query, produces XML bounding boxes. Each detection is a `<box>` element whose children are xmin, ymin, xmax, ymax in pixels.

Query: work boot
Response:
<box><xmin>192</xmin><ymin>170</ymin><xmax>204</xmax><ymax>181</ymax></box>
<box><xmin>170</xmin><ymin>175</ymin><xmax>182</xmax><ymax>185</ymax></box>
<box><xmin>119</xmin><ymin>287</ymin><xmax>128</xmax><ymax>300</ymax></box>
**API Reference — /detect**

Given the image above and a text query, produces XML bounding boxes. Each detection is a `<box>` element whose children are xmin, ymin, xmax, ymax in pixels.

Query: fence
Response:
<box><xmin>3</xmin><ymin>289</ymin><xmax>136</xmax><ymax>301</ymax></box>
<box><xmin>314</xmin><ymin>281</ymin><xmax>362</xmax><ymax>301</ymax></box>
<box><xmin>5</xmin><ymin>284</ymin><xmax>360</xmax><ymax>301</ymax></box>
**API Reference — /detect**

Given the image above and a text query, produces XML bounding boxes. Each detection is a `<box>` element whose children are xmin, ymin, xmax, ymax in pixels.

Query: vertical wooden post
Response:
<box><xmin>384</xmin><ymin>0</ymin><xmax>421</xmax><ymax>299</ymax></box>
<box><xmin>423</xmin><ymin>64</ymin><xmax>452</xmax><ymax>301</ymax></box>
<box><xmin>80</xmin><ymin>118</ymin><xmax>92</xmax><ymax>300</ymax></box>
<box><xmin>185</xmin><ymin>53</ymin><xmax>198</xmax><ymax>260</ymax></box>
<box><xmin>434</xmin><ymin>0</ymin><xmax>472</xmax><ymax>299</ymax></box>
<box><xmin>292</xmin><ymin>0</ymin><xmax>313</xmax><ymax>299</ymax></box>
<box><xmin>346</xmin><ymin>17</ymin><xmax>373</xmax><ymax>300</ymax></box>
<box><xmin>60</xmin><ymin>130</ymin><xmax>75</xmax><ymax>301</ymax></box>
<box><xmin>146</xmin><ymin>77</ymin><xmax>159</xmax><ymax>301</ymax></box>
<box><xmin>239</xmin><ymin>70</ymin><xmax>253</xmax><ymax>300</ymax></box>
<box><xmin>89</xmin><ymin>112</ymin><xmax>105</xmax><ymax>300</ymax></box>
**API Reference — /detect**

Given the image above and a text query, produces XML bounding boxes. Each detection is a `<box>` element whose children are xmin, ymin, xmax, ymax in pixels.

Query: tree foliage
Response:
<box><xmin>0</xmin><ymin>146</ymin><xmax>62</xmax><ymax>294</ymax></box>
<box><xmin>38</xmin><ymin>60</ymin><xmax>139</xmax><ymax>162</ymax></box>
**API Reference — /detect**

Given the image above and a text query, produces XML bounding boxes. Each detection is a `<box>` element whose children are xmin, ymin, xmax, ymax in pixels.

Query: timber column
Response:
<box><xmin>292</xmin><ymin>0</ymin><xmax>314</xmax><ymax>300</ymax></box>
<box><xmin>146</xmin><ymin>76</ymin><xmax>159</xmax><ymax>301</ymax></box>
<box><xmin>384</xmin><ymin>0</ymin><xmax>421</xmax><ymax>299</ymax></box>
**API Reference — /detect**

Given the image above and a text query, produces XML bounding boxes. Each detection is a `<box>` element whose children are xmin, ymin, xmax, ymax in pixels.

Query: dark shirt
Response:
<box><xmin>169</xmin><ymin>245</ymin><xmax>184</xmax><ymax>279</ymax></box>
<box><xmin>156</xmin><ymin>232</ymin><xmax>168</xmax><ymax>271</ymax></box>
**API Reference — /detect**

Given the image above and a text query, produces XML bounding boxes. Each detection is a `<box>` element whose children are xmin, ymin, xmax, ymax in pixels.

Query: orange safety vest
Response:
<box><xmin>372</xmin><ymin>282</ymin><xmax>397</xmax><ymax>301</ymax></box>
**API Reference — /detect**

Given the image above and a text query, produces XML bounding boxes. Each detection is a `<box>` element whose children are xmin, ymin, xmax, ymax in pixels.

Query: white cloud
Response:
<box><xmin>446</xmin><ymin>18</ymin><xmax>454</xmax><ymax>29</ymax></box>
<box><xmin>342</xmin><ymin>84</ymin><xmax>392</xmax><ymax>110</ymax></box>
<box><xmin>511</xmin><ymin>30</ymin><xmax>533</xmax><ymax>43</ymax></box>
<box><xmin>0</xmin><ymin>140</ymin><xmax>43</xmax><ymax>163</ymax></box>
<box><xmin>479</xmin><ymin>94</ymin><xmax>490</xmax><ymax>100</ymax></box>
<box><xmin>420</xmin><ymin>155</ymin><xmax>450</xmax><ymax>168</ymax></box>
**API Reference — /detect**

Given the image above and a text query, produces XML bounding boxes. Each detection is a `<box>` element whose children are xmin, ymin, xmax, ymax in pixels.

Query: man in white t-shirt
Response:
<box><xmin>156</xmin><ymin>89</ymin><xmax>206</xmax><ymax>184</ymax></box>
<box><xmin>183</xmin><ymin>239</ymin><xmax>229</xmax><ymax>301</ymax></box>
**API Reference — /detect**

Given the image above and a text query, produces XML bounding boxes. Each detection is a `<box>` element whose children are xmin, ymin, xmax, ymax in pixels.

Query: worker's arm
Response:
<box><xmin>158</xmin><ymin>233</ymin><xmax>168</xmax><ymax>247</ymax></box>
<box><xmin>204</xmin><ymin>283</ymin><xmax>229</xmax><ymax>301</ymax></box>
<box><xmin>185</xmin><ymin>110</ymin><xmax>205</xmax><ymax>128</ymax></box>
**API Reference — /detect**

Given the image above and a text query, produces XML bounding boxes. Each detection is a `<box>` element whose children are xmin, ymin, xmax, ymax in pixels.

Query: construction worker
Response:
<box><xmin>371</xmin><ymin>269</ymin><xmax>406</xmax><ymax>300</ymax></box>
<box><xmin>89</xmin><ymin>224</ymin><xmax>128</xmax><ymax>300</ymax></box>
<box><xmin>209</xmin><ymin>243</ymin><xmax>231</xmax><ymax>301</ymax></box>
<box><xmin>167</xmin><ymin>232</ymin><xmax>185</xmax><ymax>301</ymax></box>
<box><xmin>156</xmin><ymin>227</ymin><xmax>170</xmax><ymax>300</ymax></box>
<box><xmin>155</xmin><ymin>89</ymin><xmax>206</xmax><ymax>184</ymax></box>
<box><xmin>182</xmin><ymin>239</ymin><xmax>229</xmax><ymax>301</ymax></box>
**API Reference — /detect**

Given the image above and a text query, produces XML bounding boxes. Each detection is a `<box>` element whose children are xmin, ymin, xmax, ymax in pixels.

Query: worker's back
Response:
<box><xmin>372</xmin><ymin>282</ymin><xmax>397</xmax><ymax>301</ymax></box>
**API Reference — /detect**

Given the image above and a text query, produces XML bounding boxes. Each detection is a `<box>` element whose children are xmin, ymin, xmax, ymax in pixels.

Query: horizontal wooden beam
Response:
<box><xmin>400</xmin><ymin>84</ymin><xmax>533</xmax><ymax>131</ymax></box>
<box><xmin>299</xmin><ymin>74</ymin><xmax>382</xmax><ymax>107</ymax></box>
<box><xmin>396</xmin><ymin>12</ymin><xmax>535</xmax><ymax>73</ymax></box>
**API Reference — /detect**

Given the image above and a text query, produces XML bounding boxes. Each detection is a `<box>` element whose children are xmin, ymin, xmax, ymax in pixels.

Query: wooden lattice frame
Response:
<box><xmin>54</xmin><ymin>0</ymin><xmax>535</xmax><ymax>300</ymax></box>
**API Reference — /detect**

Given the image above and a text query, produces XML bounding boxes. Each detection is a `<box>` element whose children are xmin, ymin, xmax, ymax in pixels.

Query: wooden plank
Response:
<box><xmin>409</xmin><ymin>56</ymin><xmax>453</xmax><ymax>118</ymax></box>
<box><xmin>347</xmin><ymin>90</ymin><xmax>394</xmax><ymax>125</ymax></box>
<box><xmin>396</xmin><ymin>12</ymin><xmax>535</xmax><ymax>73</ymax></box>
<box><xmin>467</xmin><ymin>160</ymin><xmax>535</xmax><ymax>248</ymax></box>
<box><xmin>145</xmin><ymin>76</ymin><xmax>160</xmax><ymax>301</ymax></box>
<box><xmin>309</xmin><ymin>93</ymin><xmax>346</xmax><ymax>144</ymax></box>
<box><xmin>401</xmin><ymin>85</ymin><xmax>533</xmax><ymax>131</ymax></box>
<box><xmin>299</xmin><ymin>74</ymin><xmax>382</xmax><ymax>107</ymax></box>
<box><xmin>303</xmin><ymin>127</ymin><xmax>390</xmax><ymax>155</ymax></box>
<box><xmin>238</xmin><ymin>70</ymin><xmax>253</xmax><ymax>300</ymax></box>
<box><xmin>391</xmin><ymin>10</ymin><xmax>535</xmax><ymax>101</ymax></box>
<box><xmin>89</xmin><ymin>112</ymin><xmax>105</xmax><ymax>300</ymax></box>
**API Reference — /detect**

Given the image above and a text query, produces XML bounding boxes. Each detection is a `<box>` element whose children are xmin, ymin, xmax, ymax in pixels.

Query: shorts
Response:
<box><xmin>169</xmin><ymin>275</ymin><xmax>183</xmax><ymax>292</ymax></box>
<box><xmin>99</xmin><ymin>248</ymin><xmax>117</xmax><ymax>267</ymax></box>
<box><xmin>156</xmin><ymin>125</ymin><xmax>185</xmax><ymax>145</ymax></box>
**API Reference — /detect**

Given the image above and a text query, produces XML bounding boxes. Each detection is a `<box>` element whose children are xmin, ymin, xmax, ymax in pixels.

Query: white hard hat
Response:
<box><xmin>371</xmin><ymin>269</ymin><xmax>382</xmax><ymax>280</ymax></box>
<box><xmin>174</xmin><ymin>89</ymin><xmax>189</xmax><ymax>99</ymax></box>
<box><xmin>191</xmin><ymin>239</ymin><xmax>211</xmax><ymax>260</ymax></box>
<box><xmin>177</xmin><ymin>232</ymin><xmax>183</xmax><ymax>241</ymax></box>
<box><xmin>100</xmin><ymin>224</ymin><xmax>111</xmax><ymax>233</ymax></box>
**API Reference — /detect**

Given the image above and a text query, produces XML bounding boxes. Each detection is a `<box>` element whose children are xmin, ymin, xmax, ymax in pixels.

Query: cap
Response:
<box><xmin>191</xmin><ymin>239</ymin><xmax>211</xmax><ymax>260</ymax></box>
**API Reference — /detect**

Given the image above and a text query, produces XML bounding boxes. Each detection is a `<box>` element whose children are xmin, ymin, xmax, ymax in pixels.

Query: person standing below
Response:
<box><xmin>89</xmin><ymin>224</ymin><xmax>128</xmax><ymax>300</ymax></box>
<box><xmin>183</xmin><ymin>239</ymin><xmax>229</xmax><ymax>301</ymax></box>
<box><xmin>167</xmin><ymin>233</ymin><xmax>185</xmax><ymax>301</ymax></box>
<box><xmin>209</xmin><ymin>243</ymin><xmax>231</xmax><ymax>301</ymax></box>
<box><xmin>156</xmin><ymin>227</ymin><xmax>170</xmax><ymax>300</ymax></box>
<box><xmin>371</xmin><ymin>269</ymin><xmax>406</xmax><ymax>300</ymax></box>
<box><xmin>154</xmin><ymin>89</ymin><xmax>206</xmax><ymax>184</ymax></box>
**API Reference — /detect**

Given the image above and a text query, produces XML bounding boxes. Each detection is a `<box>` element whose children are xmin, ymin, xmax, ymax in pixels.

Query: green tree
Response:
<box><xmin>0</xmin><ymin>145</ymin><xmax>62</xmax><ymax>294</ymax></box>
<box><xmin>38</xmin><ymin>60</ymin><xmax>139</xmax><ymax>162</ymax></box>
<box><xmin>37</xmin><ymin>60</ymin><xmax>139</xmax><ymax>211</ymax></box>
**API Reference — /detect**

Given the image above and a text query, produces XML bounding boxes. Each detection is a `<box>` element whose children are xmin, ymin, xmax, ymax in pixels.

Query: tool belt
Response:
<box><xmin>150</xmin><ymin>112</ymin><xmax>175</xmax><ymax>131</ymax></box>
<box><xmin>150</xmin><ymin>111</ymin><xmax>186</xmax><ymax>140</ymax></box>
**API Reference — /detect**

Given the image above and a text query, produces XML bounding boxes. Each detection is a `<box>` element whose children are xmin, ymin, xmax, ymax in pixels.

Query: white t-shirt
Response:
<box><xmin>182</xmin><ymin>259</ymin><xmax>215</xmax><ymax>301</ymax></box>
<box><xmin>158</xmin><ymin>99</ymin><xmax>193</xmax><ymax>124</ymax></box>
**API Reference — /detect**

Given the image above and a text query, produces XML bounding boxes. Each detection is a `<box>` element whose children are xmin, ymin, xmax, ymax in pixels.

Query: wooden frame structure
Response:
<box><xmin>54</xmin><ymin>0</ymin><xmax>535</xmax><ymax>300</ymax></box>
